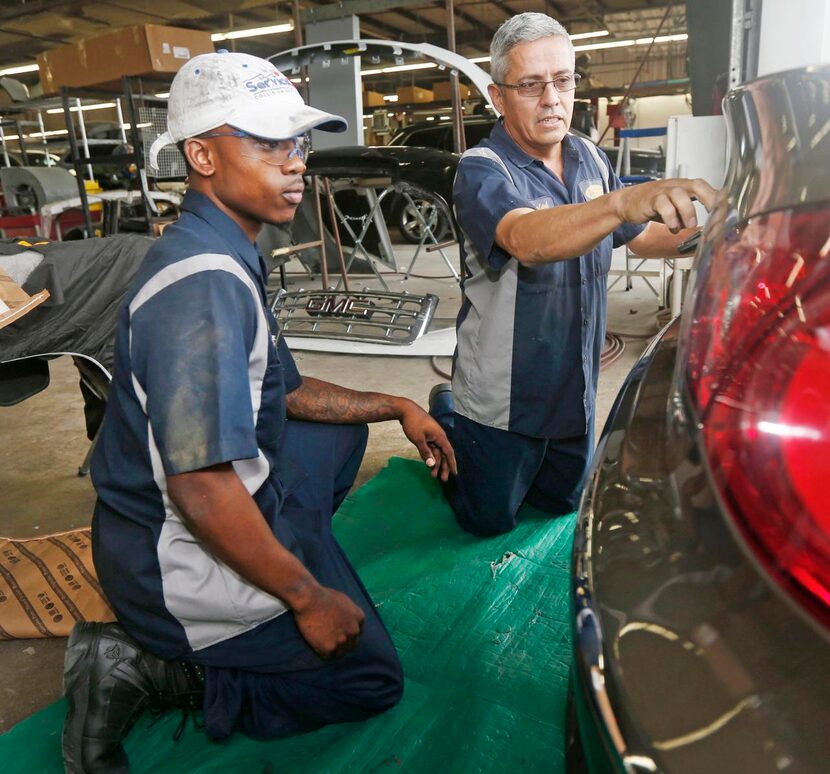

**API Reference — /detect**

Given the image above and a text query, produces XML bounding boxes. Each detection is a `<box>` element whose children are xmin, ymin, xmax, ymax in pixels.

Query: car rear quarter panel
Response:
<box><xmin>573</xmin><ymin>64</ymin><xmax>830</xmax><ymax>774</ymax></box>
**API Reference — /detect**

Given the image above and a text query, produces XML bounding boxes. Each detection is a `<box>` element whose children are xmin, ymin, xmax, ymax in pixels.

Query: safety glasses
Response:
<box><xmin>197</xmin><ymin>130</ymin><xmax>310</xmax><ymax>168</ymax></box>
<box><xmin>494</xmin><ymin>73</ymin><xmax>582</xmax><ymax>98</ymax></box>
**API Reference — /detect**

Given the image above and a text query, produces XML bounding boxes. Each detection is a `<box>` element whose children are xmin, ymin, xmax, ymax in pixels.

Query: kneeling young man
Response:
<box><xmin>63</xmin><ymin>52</ymin><xmax>455</xmax><ymax>773</ymax></box>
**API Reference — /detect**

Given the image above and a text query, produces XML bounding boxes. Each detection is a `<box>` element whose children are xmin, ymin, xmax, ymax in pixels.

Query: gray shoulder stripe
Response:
<box><xmin>127</xmin><ymin>251</ymin><xmax>279</xmax><ymax>650</ymax></box>
<box><xmin>460</xmin><ymin>147</ymin><xmax>514</xmax><ymax>186</ymax></box>
<box><xmin>578</xmin><ymin>136</ymin><xmax>610</xmax><ymax>192</ymax></box>
<box><xmin>129</xmin><ymin>253</ymin><xmax>259</xmax><ymax>316</ymax></box>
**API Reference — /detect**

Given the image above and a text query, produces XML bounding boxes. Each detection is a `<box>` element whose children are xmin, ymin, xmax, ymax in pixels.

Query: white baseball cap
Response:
<box><xmin>149</xmin><ymin>51</ymin><xmax>347</xmax><ymax>170</ymax></box>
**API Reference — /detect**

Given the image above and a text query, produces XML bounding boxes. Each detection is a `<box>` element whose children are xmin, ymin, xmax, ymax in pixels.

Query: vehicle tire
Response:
<box><xmin>398</xmin><ymin>196</ymin><xmax>450</xmax><ymax>244</ymax></box>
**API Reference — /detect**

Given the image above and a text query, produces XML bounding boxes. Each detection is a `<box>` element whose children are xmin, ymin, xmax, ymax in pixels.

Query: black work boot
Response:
<box><xmin>428</xmin><ymin>382</ymin><xmax>454</xmax><ymax>430</ymax></box>
<box><xmin>62</xmin><ymin>621</ymin><xmax>205</xmax><ymax>774</ymax></box>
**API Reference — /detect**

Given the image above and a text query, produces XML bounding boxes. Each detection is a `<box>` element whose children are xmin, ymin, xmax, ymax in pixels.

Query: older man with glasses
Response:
<box><xmin>429</xmin><ymin>12</ymin><xmax>717</xmax><ymax>537</ymax></box>
<box><xmin>62</xmin><ymin>51</ymin><xmax>456</xmax><ymax>773</ymax></box>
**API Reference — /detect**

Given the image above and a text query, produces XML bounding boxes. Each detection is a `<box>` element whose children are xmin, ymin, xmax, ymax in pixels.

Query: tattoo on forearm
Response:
<box><xmin>285</xmin><ymin>377</ymin><xmax>402</xmax><ymax>423</ymax></box>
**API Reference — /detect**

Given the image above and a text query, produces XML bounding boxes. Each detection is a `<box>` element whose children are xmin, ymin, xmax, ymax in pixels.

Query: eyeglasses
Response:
<box><xmin>197</xmin><ymin>130</ymin><xmax>310</xmax><ymax>168</ymax></box>
<box><xmin>494</xmin><ymin>73</ymin><xmax>582</xmax><ymax>98</ymax></box>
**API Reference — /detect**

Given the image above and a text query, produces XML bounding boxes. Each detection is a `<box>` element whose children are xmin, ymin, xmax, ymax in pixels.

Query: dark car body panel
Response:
<box><xmin>389</xmin><ymin>117</ymin><xmax>500</xmax><ymax>152</ymax></box>
<box><xmin>571</xmin><ymin>64</ymin><xmax>830</xmax><ymax>774</ymax></box>
<box><xmin>305</xmin><ymin>144</ymin><xmax>458</xmax><ymax>216</ymax></box>
<box><xmin>304</xmin><ymin>144</ymin><xmax>460</xmax><ymax>249</ymax></box>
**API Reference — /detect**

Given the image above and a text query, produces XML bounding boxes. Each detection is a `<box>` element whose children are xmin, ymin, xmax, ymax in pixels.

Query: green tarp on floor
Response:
<box><xmin>0</xmin><ymin>457</ymin><xmax>576</xmax><ymax>773</ymax></box>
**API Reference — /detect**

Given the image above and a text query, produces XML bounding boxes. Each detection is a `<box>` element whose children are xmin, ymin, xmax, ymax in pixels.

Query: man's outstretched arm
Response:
<box><xmin>495</xmin><ymin>177</ymin><xmax>718</xmax><ymax>265</ymax></box>
<box><xmin>285</xmin><ymin>376</ymin><xmax>457</xmax><ymax>482</ymax></box>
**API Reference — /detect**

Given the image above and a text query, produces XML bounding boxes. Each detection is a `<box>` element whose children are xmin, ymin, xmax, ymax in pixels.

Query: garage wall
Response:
<box><xmin>758</xmin><ymin>0</ymin><xmax>830</xmax><ymax>75</ymax></box>
<box><xmin>596</xmin><ymin>93</ymin><xmax>692</xmax><ymax>152</ymax></box>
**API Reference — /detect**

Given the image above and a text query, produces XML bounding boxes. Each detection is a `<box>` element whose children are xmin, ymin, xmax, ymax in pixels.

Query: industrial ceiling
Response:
<box><xmin>0</xmin><ymin>1</ymin><xmax>688</xmax><ymax>95</ymax></box>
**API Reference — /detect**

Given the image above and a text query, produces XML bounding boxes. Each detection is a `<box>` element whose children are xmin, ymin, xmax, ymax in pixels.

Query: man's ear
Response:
<box><xmin>183</xmin><ymin>138</ymin><xmax>216</xmax><ymax>177</ymax></box>
<box><xmin>487</xmin><ymin>82</ymin><xmax>504</xmax><ymax>117</ymax></box>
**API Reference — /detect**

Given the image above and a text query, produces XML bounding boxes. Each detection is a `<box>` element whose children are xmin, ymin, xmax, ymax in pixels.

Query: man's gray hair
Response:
<box><xmin>490</xmin><ymin>12</ymin><xmax>574</xmax><ymax>83</ymax></box>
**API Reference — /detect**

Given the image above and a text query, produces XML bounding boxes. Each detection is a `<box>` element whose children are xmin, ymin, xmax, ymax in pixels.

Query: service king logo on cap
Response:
<box><xmin>244</xmin><ymin>68</ymin><xmax>297</xmax><ymax>100</ymax></box>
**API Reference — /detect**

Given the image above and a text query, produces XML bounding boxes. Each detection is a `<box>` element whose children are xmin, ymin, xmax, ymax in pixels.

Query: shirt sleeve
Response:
<box><xmin>597</xmin><ymin>149</ymin><xmax>647</xmax><ymax>248</ymax></box>
<box><xmin>453</xmin><ymin>153</ymin><xmax>534</xmax><ymax>271</ymax></box>
<box><xmin>129</xmin><ymin>269</ymin><xmax>261</xmax><ymax>476</ymax></box>
<box><xmin>277</xmin><ymin>332</ymin><xmax>302</xmax><ymax>393</ymax></box>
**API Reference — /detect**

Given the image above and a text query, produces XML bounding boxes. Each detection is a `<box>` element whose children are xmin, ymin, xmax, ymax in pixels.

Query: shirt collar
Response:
<box><xmin>181</xmin><ymin>189</ymin><xmax>263</xmax><ymax>279</ymax></box>
<box><xmin>489</xmin><ymin>118</ymin><xmax>581</xmax><ymax>166</ymax></box>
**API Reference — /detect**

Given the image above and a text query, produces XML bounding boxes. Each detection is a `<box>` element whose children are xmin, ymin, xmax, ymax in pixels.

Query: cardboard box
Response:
<box><xmin>0</xmin><ymin>269</ymin><xmax>50</xmax><ymax>331</ymax></box>
<box><xmin>363</xmin><ymin>90</ymin><xmax>385</xmax><ymax>107</ymax></box>
<box><xmin>396</xmin><ymin>86</ymin><xmax>434</xmax><ymax>104</ymax></box>
<box><xmin>432</xmin><ymin>81</ymin><xmax>471</xmax><ymax>102</ymax></box>
<box><xmin>38</xmin><ymin>24</ymin><xmax>214</xmax><ymax>95</ymax></box>
<box><xmin>0</xmin><ymin>529</ymin><xmax>114</xmax><ymax>637</ymax></box>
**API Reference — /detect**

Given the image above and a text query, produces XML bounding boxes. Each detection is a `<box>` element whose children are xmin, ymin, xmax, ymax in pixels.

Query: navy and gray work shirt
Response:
<box><xmin>91</xmin><ymin>190</ymin><xmax>302</xmax><ymax>659</ymax></box>
<box><xmin>452</xmin><ymin>120</ymin><xmax>644</xmax><ymax>440</ymax></box>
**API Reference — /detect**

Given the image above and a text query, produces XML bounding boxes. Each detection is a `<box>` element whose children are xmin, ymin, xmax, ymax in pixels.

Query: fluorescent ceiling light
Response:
<box><xmin>361</xmin><ymin>62</ymin><xmax>437</xmax><ymax>76</ymax></box>
<box><xmin>0</xmin><ymin>63</ymin><xmax>39</xmax><ymax>76</ymax></box>
<box><xmin>212</xmin><ymin>22</ymin><xmax>293</xmax><ymax>42</ymax></box>
<box><xmin>46</xmin><ymin>102</ymin><xmax>117</xmax><ymax>115</ymax></box>
<box><xmin>638</xmin><ymin>33</ymin><xmax>688</xmax><ymax>44</ymax></box>
<box><xmin>25</xmin><ymin>129</ymin><xmax>69</xmax><ymax>138</ymax></box>
<box><xmin>574</xmin><ymin>33</ymin><xmax>688</xmax><ymax>52</ymax></box>
<box><xmin>570</xmin><ymin>30</ymin><xmax>610</xmax><ymax>40</ymax></box>
<box><xmin>469</xmin><ymin>31</ymin><xmax>683</xmax><ymax>61</ymax></box>
<box><xmin>154</xmin><ymin>91</ymin><xmax>170</xmax><ymax>98</ymax></box>
<box><xmin>382</xmin><ymin>62</ymin><xmax>437</xmax><ymax>74</ymax></box>
<box><xmin>468</xmin><ymin>30</ymin><xmax>609</xmax><ymax>64</ymax></box>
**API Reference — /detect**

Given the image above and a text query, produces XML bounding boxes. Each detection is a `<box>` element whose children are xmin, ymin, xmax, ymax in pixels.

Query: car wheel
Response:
<box><xmin>398</xmin><ymin>196</ymin><xmax>449</xmax><ymax>244</ymax></box>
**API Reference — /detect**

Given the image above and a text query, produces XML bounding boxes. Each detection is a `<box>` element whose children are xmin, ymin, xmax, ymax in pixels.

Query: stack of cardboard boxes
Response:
<box><xmin>396</xmin><ymin>85</ymin><xmax>433</xmax><ymax>104</ymax></box>
<box><xmin>37</xmin><ymin>24</ymin><xmax>214</xmax><ymax>94</ymax></box>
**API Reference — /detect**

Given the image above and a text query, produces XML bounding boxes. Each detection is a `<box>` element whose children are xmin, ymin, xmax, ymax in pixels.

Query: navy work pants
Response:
<box><xmin>186</xmin><ymin>421</ymin><xmax>403</xmax><ymax>740</ymax></box>
<box><xmin>441</xmin><ymin>412</ymin><xmax>593</xmax><ymax>537</ymax></box>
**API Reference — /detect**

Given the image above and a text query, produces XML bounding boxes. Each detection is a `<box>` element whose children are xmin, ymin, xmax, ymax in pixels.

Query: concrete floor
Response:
<box><xmin>0</xmin><ymin>240</ymin><xmax>667</xmax><ymax>734</ymax></box>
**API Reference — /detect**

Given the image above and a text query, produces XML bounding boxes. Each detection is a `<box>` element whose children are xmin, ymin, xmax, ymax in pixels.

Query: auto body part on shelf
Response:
<box><xmin>270</xmin><ymin>39</ymin><xmax>494</xmax><ymax>111</ymax></box>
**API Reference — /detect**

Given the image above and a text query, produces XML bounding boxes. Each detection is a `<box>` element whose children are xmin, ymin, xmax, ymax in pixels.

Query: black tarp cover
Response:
<box><xmin>0</xmin><ymin>235</ymin><xmax>153</xmax><ymax>372</ymax></box>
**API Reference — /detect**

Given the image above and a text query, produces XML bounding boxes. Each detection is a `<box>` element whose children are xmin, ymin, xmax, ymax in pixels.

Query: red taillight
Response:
<box><xmin>684</xmin><ymin>202</ymin><xmax>830</xmax><ymax>620</ymax></box>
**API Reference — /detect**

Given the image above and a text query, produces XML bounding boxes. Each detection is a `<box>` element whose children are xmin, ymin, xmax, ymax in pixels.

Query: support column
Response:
<box><xmin>446</xmin><ymin>0</ymin><xmax>466</xmax><ymax>154</ymax></box>
<box><xmin>305</xmin><ymin>15</ymin><xmax>364</xmax><ymax>149</ymax></box>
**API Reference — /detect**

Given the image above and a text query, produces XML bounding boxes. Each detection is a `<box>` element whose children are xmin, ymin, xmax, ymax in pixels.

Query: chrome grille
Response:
<box><xmin>271</xmin><ymin>289</ymin><xmax>438</xmax><ymax>345</ymax></box>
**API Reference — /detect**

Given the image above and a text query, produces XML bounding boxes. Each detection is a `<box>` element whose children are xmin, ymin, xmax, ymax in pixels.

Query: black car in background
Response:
<box><xmin>570</xmin><ymin>63</ymin><xmax>830</xmax><ymax>773</ymax></box>
<box><xmin>388</xmin><ymin>116</ymin><xmax>666</xmax><ymax>178</ymax></box>
<box><xmin>389</xmin><ymin>115</ymin><xmax>499</xmax><ymax>153</ymax></box>
<box><xmin>385</xmin><ymin>119</ymin><xmax>495</xmax><ymax>243</ymax></box>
